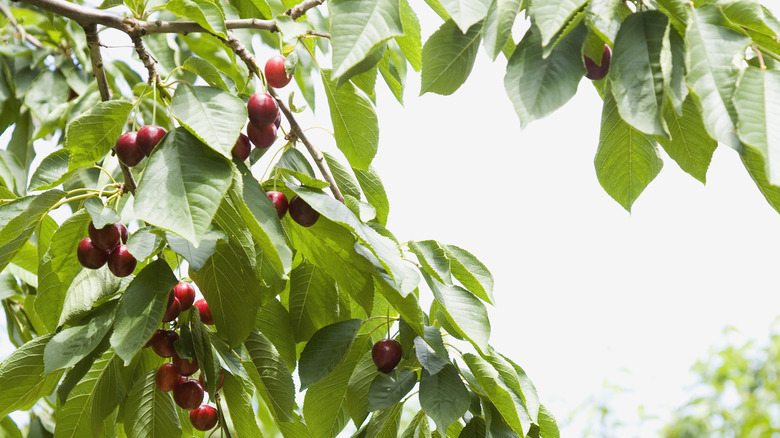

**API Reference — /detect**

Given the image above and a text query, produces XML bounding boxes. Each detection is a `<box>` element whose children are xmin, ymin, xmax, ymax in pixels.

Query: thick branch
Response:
<box><xmin>82</xmin><ymin>24</ymin><xmax>137</xmax><ymax>195</ymax></box>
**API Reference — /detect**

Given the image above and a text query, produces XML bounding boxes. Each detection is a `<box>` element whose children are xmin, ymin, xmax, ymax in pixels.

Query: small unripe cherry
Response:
<box><xmin>246</xmin><ymin>122</ymin><xmax>277</xmax><ymax>149</ymax></box>
<box><xmin>115</xmin><ymin>132</ymin><xmax>144</xmax><ymax>167</ymax></box>
<box><xmin>77</xmin><ymin>238</ymin><xmax>110</xmax><ymax>269</ymax></box>
<box><xmin>247</xmin><ymin>93</ymin><xmax>278</xmax><ymax>128</ymax></box>
<box><xmin>265</xmin><ymin>54</ymin><xmax>293</xmax><ymax>88</ymax></box>
<box><xmin>189</xmin><ymin>405</ymin><xmax>219</xmax><ymax>431</ymax></box>
<box><xmin>137</xmin><ymin>125</ymin><xmax>167</xmax><ymax>156</ymax></box>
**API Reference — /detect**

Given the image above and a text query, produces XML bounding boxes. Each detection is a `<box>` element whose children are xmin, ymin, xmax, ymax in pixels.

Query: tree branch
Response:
<box><xmin>82</xmin><ymin>24</ymin><xmax>137</xmax><ymax>195</ymax></box>
<box><xmin>0</xmin><ymin>2</ymin><xmax>44</xmax><ymax>48</ymax></box>
<box><xmin>286</xmin><ymin>0</ymin><xmax>324</xmax><ymax>21</ymax></box>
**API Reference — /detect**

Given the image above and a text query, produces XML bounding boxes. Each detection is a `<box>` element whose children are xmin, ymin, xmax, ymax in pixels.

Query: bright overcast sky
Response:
<box><xmin>4</xmin><ymin>2</ymin><xmax>780</xmax><ymax>436</ymax></box>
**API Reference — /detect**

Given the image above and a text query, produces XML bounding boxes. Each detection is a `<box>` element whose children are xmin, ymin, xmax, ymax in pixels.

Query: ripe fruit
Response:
<box><xmin>173</xmin><ymin>282</ymin><xmax>196</xmax><ymax>310</ymax></box>
<box><xmin>88</xmin><ymin>222</ymin><xmax>121</xmax><ymax>251</ymax></box>
<box><xmin>115</xmin><ymin>131</ymin><xmax>144</xmax><ymax>167</ymax></box>
<box><xmin>232</xmin><ymin>133</ymin><xmax>251</xmax><ymax>161</ymax></box>
<box><xmin>266</xmin><ymin>191</ymin><xmax>288</xmax><ymax>219</ymax></box>
<box><xmin>198</xmin><ymin>370</ymin><xmax>225</xmax><ymax>393</ymax></box>
<box><xmin>162</xmin><ymin>297</ymin><xmax>181</xmax><ymax>322</ymax></box>
<box><xmin>173</xmin><ymin>354</ymin><xmax>199</xmax><ymax>376</ymax></box>
<box><xmin>190</xmin><ymin>405</ymin><xmax>219</xmax><ymax>431</ymax></box>
<box><xmin>137</xmin><ymin>125</ymin><xmax>167</xmax><ymax>156</ymax></box>
<box><xmin>194</xmin><ymin>299</ymin><xmax>213</xmax><ymax>325</ymax></box>
<box><xmin>118</xmin><ymin>223</ymin><xmax>128</xmax><ymax>244</ymax></box>
<box><xmin>274</xmin><ymin>111</ymin><xmax>282</xmax><ymax>128</ymax></box>
<box><xmin>265</xmin><ymin>55</ymin><xmax>293</xmax><ymax>88</ymax></box>
<box><xmin>288</xmin><ymin>196</ymin><xmax>319</xmax><ymax>227</ymax></box>
<box><xmin>246</xmin><ymin>122</ymin><xmax>277</xmax><ymax>149</ymax></box>
<box><xmin>372</xmin><ymin>339</ymin><xmax>402</xmax><ymax>373</ymax></box>
<box><xmin>173</xmin><ymin>379</ymin><xmax>204</xmax><ymax>410</ymax></box>
<box><xmin>149</xmin><ymin>329</ymin><xmax>179</xmax><ymax>358</ymax></box>
<box><xmin>77</xmin><ymin>238</ymin><xmax>110</xmax><ymax>269</ymax></box>
<box><xmin>584</xmin><ymin>44</ymin><xmax>612</xmax><ymax>81</ymax></box>
<box><xmin>107</xmin><ymin>244</ymin><xmax>136</xmax><ymax>277</ymax></box>
<box><xmin>156</xmin><ymin>363</ymin><xmax>183</xmax><ymax>392</ymax></box>
<box><xmin>247</xmin><ymin>93</ymin><xmax>278</xmax><ymax>128</ymax></box>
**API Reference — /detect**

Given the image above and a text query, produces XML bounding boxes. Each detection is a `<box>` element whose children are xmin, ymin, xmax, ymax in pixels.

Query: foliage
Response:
<box><xmin>0</xmin><ymin>0</ymin><xmax>779</xmax><ymax>436</ymax></box>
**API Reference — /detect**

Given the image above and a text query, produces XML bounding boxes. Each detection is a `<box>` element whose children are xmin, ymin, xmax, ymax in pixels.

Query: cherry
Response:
<box><xmin>88</xmin><ymin>222</ymin><xmax>121</xmax><ymax>251</ymax></box>
<box><xmin>274</xmin><ymin>111</ymin><xmax>281</xmax><ymax>128</ymax></box>
<box><xmin>247</xmin><ymin>93</ymin><xmax>278</xmax><ymax>129</ymax></box>
<box><xmin>162</xmin><ymin>297</ymin><xmax>181</xmax><ymax>323</ymax></box>
<box><xmin>372</xmin><ymin>339</ymin><xmax>402</xmax><ymax>373</ymax></box>
<box><xmin>584</xmin><ymin>44</ymin><xmax>612</xmax><ymax>81</ymax></box>
<box><xmin>194</xmin><ymin>299</ymin><xmax>213</xmax><ymax>325</ymax></box>
<box><xmin>155</xmin><ymin>362</ymin><xmax>184</xmax><ymax>392</ymax></box>
<box><xmin>149</xmin><ymin>329</ymin><xmax>179</xmax><ymax>358</ymax></box>
<box><xmin>265</xmin><ymin>55</ymin><xmax>293</xmax><ymax>88</ymax></box>
<box><xmin>173</xmin><ymin>354</ymin><xmax>199</xmax><ymax>376</ymax></box>
<box><xmin>288</xmin><ymin>196</ymin><xmax>319</xmax><ymax>227</ymax></box>
<box><xmin>232</xmin><ymin>133</ymin><xmax>251</xmax><ymax>161</ymax></box>
<box><xmin>173</xmin><ymin>379</ymin><xmax>204</xmax><ymax>410</ymax></box>
<box><xmin>77</xmin><ymin>238</ymin><xmax>110</xmax><ymax>269</ymax></box>
<box><xmin>115</xmin><ymin>131</ymin><xmax>144</xmax><ymax>167</ymax></box>
<box><xmin>266</xmin><ymin>191</ymin><xmax>288</xmax><ymax>219</ymax></box>
<box><xmin>117</xmin><ymin>223</ymin><xmax>128</xmax><ymax>244</ymax></box>
<box><xmin>189</xmin><ymin>405</ymin><xmax>219</xmax><ymax>431</ymax></box>
<box><xmin>107</xmin><ymin>244</ymin><xmax>136</xmax><ymax>277</ymax></box>
<box><xmin>137</xmin><ymin>125</ymin><xmax>167</xmax><ymax>156</ymax></box>
<box><xmin>198</xmin><ymin>370</ymin><xmax>225</xmax><ymax>392</ymax></box>
<box><xmin>246</xmin><ymin>122</ymin><xmax>277</xmax><ymax>149</ymax></box>
<box><xmin>173</xmin><ymin>282</ymin><xmax>196</xmax><ymax>310</ymax></box>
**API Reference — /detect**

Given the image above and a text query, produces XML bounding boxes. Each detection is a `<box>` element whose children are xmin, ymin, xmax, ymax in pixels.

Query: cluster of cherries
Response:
<box><xmin>147</xmin><ymin>281</ymin><xmax>221</xmax><ymax>431</ymax></box>
<box><xmin>115</xmin><ymin>124</ymin><xmax>167</xmax><ymax>168</ymax></box>
<box><xmin>266</xmin><ymin>190</ymin><xmax>320</xmax><ymax>227</ymax></box>
<box><xmin>77</xmin><ymin>221</ymin><xmax>137</xmax><ymax>277</ymax></box>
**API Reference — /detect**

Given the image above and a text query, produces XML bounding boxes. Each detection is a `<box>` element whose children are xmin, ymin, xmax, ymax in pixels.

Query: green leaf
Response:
<box><xmin>504</xmin><ymin>24</ymin><xmax>585</xmax><ymax>129</ymax></box>
<box><xmin>409</xmin><ymin>240</ymin><xmax>452</xmax><ymax>285</ymax></box>
<box><xmin>84</xmin><ymin>197</ymin><xmax>121</xmax><ymax>229</ymax></box>
<box><xmin>365</xmin><ymin>402</ymin><xmax>404</xmax><ymax>437</ymax></box>
<box><xmin>54</xmin><ymin>351</ymin><xmax>125</xmax><ymax>438</ymax></box>
<box><xmin>419</xmin><ymin>365</ymin><xmax>469</xmax><ymax>432</ymax></box>
<box><xmin>299</xmin><ymin>319</ymin><xmax>363</xmax><ymax>390</ymax></box>
<box><xmin>0</xmin><ymin>417</ymin><xmax>21</xmax><ymax>438</ymax></box>
<box><xmin>657</xmin><ymin>95</ymin><xmax>717</xmax><ymax>183</ymax></box>
<box><xmin>0</xmin><ymin>190</ymin><xmax>63</xmax><ymax>273</ymax></box>
<box><xmin>482</xmin><ymin>0</ymin><xmax>522</xmax><ymax>60</ymax></box>
<box><xmin>741</xmin><ymin>144</ymin><xmax>780</xmax><ymax>213</ymax></box>
<box><xmin>396</xmin><ymin>0</ymin><xmax>422</xmax><ymax>72</ymax></box>
<box><xmin>439</xmin><ymin>0</ymin><xmax>490</xmax><ymax>33</ymax></box>
<box><xmin>303</xmin><ymin>334</ymin><xmax>369</xmax><ymax>438</ymax></box>
<box><xmin>324</xmin><ymin>152</ymin><xmax>362</xmax><ymax>200</ymax></box>
<box><xmin>424</xmin><ymin>275</ymin><xmax>490</xmax><ymax>352</ymax></box>
<box><xmin>378</xmin><ymin>46</ymin><xmax>406</xmax><ymax>104</ymax></box>
<box><xmin>661</xmin><ymin>22</ymin><xmax>688</xmax><ymax>114</ymax></box>
<box><xmin>58</xmin><ymin>266</ymin><xmax>125</xmax><ymax>327</ymax></box>
<box><xmin>24</xmin><ymin>70</ymin><xmax>69</xmax><ymax>121</ymax></box>
<box><xmin>36</xmin><ymin>209</ymin><xmax>92</xmax><ymax>331</ymax></box>
<box><xmin>165</xmin><ymin>0</ymin><xmax>226</xmax><ymax>37</ymax></box>
<box><xmin>289</xmin><ymin>261</ymin><xmax>341</xmax><ymax>342</ymax></box>
<box><xmin>735</xmin><ymin>67</ymin><xmax>780</xmax><ymax>186</ymax></box>
<box><xmin>322</xmin><ymin>70</ymin><xmax>379</xmax><ymax>170</ymax></box>
<box><xmin>126</xmin><ymin>227</ymin><xmax>165</xmax><ymax>262</ymax></box>
<box><xmin>686</xmin><ymin>5</ymin><xmax>750</xmax><ymax>150</ymax></box>
<box><xmin>374</xmin><ymin>278</ymin><xmax>425</xmax><ymax>337</ymax></box>
<box><xmin>243</xmin><ymin>329</ymin><xmax>296</xmax><ymax>422</ymax></box>
<box><xmin>222</xmin><ymin>373</ymin><xmax>264</xmax><ymax>437</ymax></box>
<box><xmin>28</xmin><ymin>148</ymin><xmax>71</xmax><ymax>191</ymax></box>
<box><xmin>530</xmin><ymin>0</ymin><xmax>588</xmax><ymax>47</ymax></box>
<box><xmin>594</xmin><ymin>88</ymin><xmax>663</xmax><ymax>212</ymax></box>
<box><xmin>354</xmin><ymin>166</ymin><xmax>389</xmax><ymax>225</ymax></box>
<box><xmin>110</xmin><ymin>260</ymin><xmax>178</xmax><ymax>363</ymax></box>
<box><xmin>610</xmin><ymin>11</ymin><xmax>668</xmax><ymax>136</ymax></box>
<box><xmin>420</xmin><ymin>20</ymin><xmax>482</xmax><ymax>96</ymax></box>
<box><xmin>166</xmin><ymin>228</ymin><xmax>224</xmax><ymax>271</ymax></box>
<box><xmin>347</xmin><ymin>351</ymin><xmax>377</xmax><ymax>427</ymax></box>
<box><xmin>256</xmin><ymin>299</ymin><xmax>298</xmax><ymax>373</ymax></box>
<box><xmin>170</xmin><ymin>84</ymin><xmax>246</xmax><ymax>159</ymax></box>
<box><xmin>367</xmin><ymin>368</ymin><xmax>417</xmax><ymax>411</ymax></box>
<box><xmin>64</xmin><ymin>100</ymin><xmax>132</xmax><ymax>168</ymax></box>
<box><xmin>462</xmin><ymin>353</ymin><xmax>530</xmax><ymax>437</ymax></box>
<box><xmin>330</xmin><ymin>0</ymin><xmax>403</xmax><ymax>80</ymax></box>
<box><xmin>488</xmin><ymin>351</ymin><xmax>541</xmax><ymax>423</ymax></box>
<box><xmin>401</xmin><ymin>411</ymin><xmax>432</xmax><ymax>438</ymax></box>
<box><xmin>44</xmin><ymin>301</ymin><xmax>116</xmax><ymax>374</ymax></box>
<box><xmin>134</xmin><ymin>128</ymin><xmax>233</xmax><ymax>244</ymax></box>
<box><xmin>182</xmin><ymin>56</ymin><xmax>231</xmax><ymax>91</ymax></box>
<box><xmin>189</xmin><ymin>238</ymin><xmax>262</xmax><ymax>347</ymax></box>
<box><xmin>123</xmin><ymin>370</ymin><xmax>182</xmax><ymax>438</ymax></box>
<box><xmin>0</xmin><ymin>335</ymin><xmax>62</xmax><ymax>418</ymax></box>
<box><xmin>414</xmin><ymin>336</ymin><xmax>448</xmax><ymax>374</ymax></box>
<box><xmin>586</xmin><ymin>0</ymin><xmax>628</xmax><ymax>45</ymax></box>
<box><xmin>443</xmin><ymin>244</ymin><xmax>493</xmax><ymax>304</ymax></box>
<box><xmin>537</xmin><ymin>404</ymin><xmax>560</xmax><ymax>438</ymax></box>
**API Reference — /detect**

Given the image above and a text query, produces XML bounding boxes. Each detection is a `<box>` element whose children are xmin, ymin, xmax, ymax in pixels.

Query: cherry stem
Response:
<box><xmin>215</xmin><ymin>394</ymin><xmax>233</xmax><ymax>438</ymax></box>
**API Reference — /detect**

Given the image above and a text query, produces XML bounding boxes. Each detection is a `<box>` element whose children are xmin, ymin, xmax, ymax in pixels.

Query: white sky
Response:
<box><xmin>4</xmin><ymin>2</ymin><xmax>780</xmax><ymax>436</ymax></box>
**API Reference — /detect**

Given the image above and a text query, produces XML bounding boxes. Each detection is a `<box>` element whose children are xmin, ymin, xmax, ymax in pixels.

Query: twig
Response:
<box><xmin>82</xmin><ymin>24</ymin><xmax>138</xmax><ymax>195</ymax></box>
<box><xmin>129</xmin><ymin>32</ymin><xmax>158</xmax><ymax>84</ymax></box>
<box><xmin>286</xmin><ymin>0</ymin><xmax>324</xmax><ymax>21</ymax></box>
<box><xmin>0</xmin><ymin>1</ymin><xmax>44</xmax><ymax>48</ymax></box>
<box><xmin>753</xmin><ymin>44</ymin><xmax>767</xmax><ymax>70</ymax></box>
